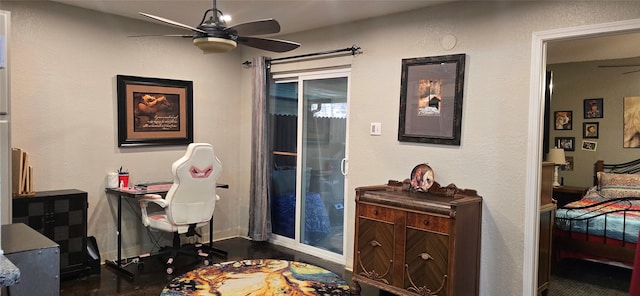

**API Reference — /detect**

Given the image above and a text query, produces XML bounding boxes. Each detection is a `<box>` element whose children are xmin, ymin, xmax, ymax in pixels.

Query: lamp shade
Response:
<box><xmin>547</xmin><ymin>147</ymin><xmax>566</xmax><ymax>165</ymax></box>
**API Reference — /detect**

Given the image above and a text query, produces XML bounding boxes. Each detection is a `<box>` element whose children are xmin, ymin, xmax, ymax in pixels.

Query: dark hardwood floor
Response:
<box><xmin>60</xmin><ymin>236</ymin><xmax>630</xmax><ymax>296</ymax></box>
<box><xmin>60</xmin><ymin>237</ymin><xmax>386</xmax><ymax>296</ymax></box>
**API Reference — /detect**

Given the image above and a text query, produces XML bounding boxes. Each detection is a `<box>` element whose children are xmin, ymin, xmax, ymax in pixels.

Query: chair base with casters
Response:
<box><xmin>138</xmin><ymin>194</ymin><xmax>227</xmax><ymax>275</ymax></box>
<box><xmin>148</xmin><ymin>224</ymin><xmax>227</xmax><ymax>275</ymax></box>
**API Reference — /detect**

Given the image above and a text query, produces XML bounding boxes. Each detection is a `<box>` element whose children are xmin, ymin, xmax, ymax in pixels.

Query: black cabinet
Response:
<box><xmin>12</xmin><ymin>189</ymin><xmax>89</xmax><ymax>279</ymax></box>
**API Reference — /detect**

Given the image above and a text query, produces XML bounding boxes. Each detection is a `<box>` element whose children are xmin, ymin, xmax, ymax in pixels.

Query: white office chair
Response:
<box><xmin>138</xmin><ymin>143</ymin><xmax>225</xmax><ymax>274</ymax></box>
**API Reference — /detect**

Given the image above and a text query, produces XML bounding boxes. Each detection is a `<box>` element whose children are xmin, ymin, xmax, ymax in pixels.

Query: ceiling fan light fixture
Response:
<box><xmin>193</xmin><ymin>37</ymin><xmax>237</xmax><ymax>53</ymax></box>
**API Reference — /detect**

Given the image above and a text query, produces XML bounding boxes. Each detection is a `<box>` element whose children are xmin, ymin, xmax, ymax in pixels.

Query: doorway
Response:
<box><xmin>526</xmin><ymin>19</ymin><xmax>640</xmax><ymax>295</ymax></box>
<box><xmin>268</xmin><ymin>69</ymin><xmax>350</xmax><ymax>263</ymax></box>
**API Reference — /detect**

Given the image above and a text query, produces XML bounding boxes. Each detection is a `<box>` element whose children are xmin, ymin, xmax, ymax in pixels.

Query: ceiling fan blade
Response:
<box><xmin>225</xmin><ymin>19</ymin><xmax>280</xmax><ymax>36</ymax></box>
<box><xmin>128</xmin><ymin>34</ymin><xmax>193</xmax><ymax>38</ymax></box>
<box><xmin>237</xmin><ymin>36</ymin><xmax>300</xmax><ymax>53</ymax></box>
<box><xmin>623</xmin><ymin>69</ymin><xmax>640</xmax><ymax>74</ymax></box>
<box><xmin>139</xmin><ymin>12</ymin><xmax>206</xmax><ymax>34</ymax></box>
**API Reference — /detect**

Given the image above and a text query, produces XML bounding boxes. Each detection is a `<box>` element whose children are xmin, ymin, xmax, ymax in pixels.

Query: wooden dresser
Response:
<box><xmin>351</xmin><ymin>185</ymin><xmax>482</xmax><ymax>296</ymax></box>
<box><xmin>538</xmin><ymin>162</ymin><xmax>556</xmax><ymax>296</ymax></box>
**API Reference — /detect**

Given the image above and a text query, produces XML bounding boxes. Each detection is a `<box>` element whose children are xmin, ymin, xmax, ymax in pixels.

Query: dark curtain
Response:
<box><xmin>248</xmin><ymin>56</ymin><xmax>272</xmax><ymax>241</ymax></box>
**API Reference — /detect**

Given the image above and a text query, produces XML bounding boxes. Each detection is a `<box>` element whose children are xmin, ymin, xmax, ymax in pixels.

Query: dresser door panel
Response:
<box><xmin>405</xmin><ymin>228</ymin><xmax>449</xmax><ymax>295</ymax></box>
<box><xmin>356</xmin><ymin>217</ymin><xmax>394</xmax><ymax>285</ymax></box>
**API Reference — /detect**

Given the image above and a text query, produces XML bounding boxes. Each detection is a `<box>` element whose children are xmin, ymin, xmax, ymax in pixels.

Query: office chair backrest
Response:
<box><xmin>164</xmin><ymin>143</ymin><xmax>222</xmax><ymax>226</ymax></box>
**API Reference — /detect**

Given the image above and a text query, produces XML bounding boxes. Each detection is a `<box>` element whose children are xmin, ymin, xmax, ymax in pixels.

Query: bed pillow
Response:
<box><xmin>597</xmin><ymin>172</ymin><xmax>640</xmax><ymax>199</ymax></box>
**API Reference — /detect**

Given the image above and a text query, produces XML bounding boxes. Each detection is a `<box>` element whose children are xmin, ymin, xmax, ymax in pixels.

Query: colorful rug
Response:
<box><xmin>160</xmin><ymin>259</ymin><xmax>351</xmax><ymax>295</ymax></box>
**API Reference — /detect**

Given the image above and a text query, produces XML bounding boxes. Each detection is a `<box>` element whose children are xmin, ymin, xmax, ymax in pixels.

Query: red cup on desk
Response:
<box><xmin>118</xmin><ymin>174</ymin><xmax>129</xmax><ymax>188</ymax></box>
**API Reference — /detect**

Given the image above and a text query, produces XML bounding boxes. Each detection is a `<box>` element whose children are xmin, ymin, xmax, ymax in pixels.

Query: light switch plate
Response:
<box><xmin>370</xmin><ymin>122</ymin><xmax>381</xmax><ymax>136</ymax></box>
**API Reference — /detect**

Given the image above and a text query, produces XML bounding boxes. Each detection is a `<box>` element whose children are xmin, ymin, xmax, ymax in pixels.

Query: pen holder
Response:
<box><xmin>118</xmin><ymin>174</ymin><xmax>129</xmax><ymax>188</ymax></box>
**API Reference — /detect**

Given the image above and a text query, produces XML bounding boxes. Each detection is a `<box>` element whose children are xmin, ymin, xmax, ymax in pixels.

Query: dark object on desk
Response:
<box><xmin>137</xmin><ymin>143</ymin><xmax>227</xmax><ymax>275</ymax></box>
<box><xmin>12</xmin><ymin>189</ymin><xmax>93</xmax><ymax>279</ymax></box>
<box><xmin>2</xmin><ymin>223</ymin><xmax>59</xmax><ymax>295</ymax></box>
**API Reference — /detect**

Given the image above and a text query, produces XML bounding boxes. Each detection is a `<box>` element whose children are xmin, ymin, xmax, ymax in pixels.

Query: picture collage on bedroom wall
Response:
<box><xmin>547</xmin><ymin>57</ymin><xmax>640</xmax><ymax>188</ymax></box>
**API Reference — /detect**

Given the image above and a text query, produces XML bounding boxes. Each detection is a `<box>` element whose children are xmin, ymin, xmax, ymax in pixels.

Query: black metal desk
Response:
<box><xmin>105</xmin><ymin>183</ymin><xmax>229</xmax><ymax>279</ymax></box>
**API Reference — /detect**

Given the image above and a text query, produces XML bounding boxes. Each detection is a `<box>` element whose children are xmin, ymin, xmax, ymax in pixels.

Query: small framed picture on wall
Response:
<box><xmin>560</xmin><ymin>156</ymin><xmax>574</xmax><ymax>171</ymax></box>
<box><xmin>554</xmin><ymin>111</ymin><xmax>572</xmax><ymax>130</ymax></box>
<box><xmin>584</xmin><ymin>98</ymin><xmax>603</xmax><ymax>119</ymax></box>
<box><xmin>555</xmin><ymin>137</ymin><xmax>575</xmax><ymax>151</ymax></box>
<box><xmin>583</xmin><ymin>122</ymin><xmax>599</xmax><ymax>138</ymax></box>
<box><xmin>582</xmin><ymin>140</ymin><xmax>597</xmax><ymax>151</ymax></box>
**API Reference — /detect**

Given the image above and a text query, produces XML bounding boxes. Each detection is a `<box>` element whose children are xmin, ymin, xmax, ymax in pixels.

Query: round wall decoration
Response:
<box><xmin>410</xmin><ymin>163</ymin><xmax>435</xmax><ymax>192</ymax></box>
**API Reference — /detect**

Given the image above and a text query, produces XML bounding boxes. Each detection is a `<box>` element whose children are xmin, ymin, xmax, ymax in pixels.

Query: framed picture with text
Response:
<box><xmin>117</xmin><ymin>75</ymin><xmax>193</xmax><ymax>147</ymax></box>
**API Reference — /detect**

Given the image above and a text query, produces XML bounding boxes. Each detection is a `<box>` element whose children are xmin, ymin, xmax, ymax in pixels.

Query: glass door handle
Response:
<box><xmin>341</xmin><ymin>158</ymin><xmax>348</xmax><ymax>176</ymax></box>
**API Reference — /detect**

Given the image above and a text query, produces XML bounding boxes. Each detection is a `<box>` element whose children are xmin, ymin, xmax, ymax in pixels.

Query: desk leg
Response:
<box><xmin>105</xmin><ymin>194</ymin><xmax>134</xmax><ymax>280</ymax></box>
<box><xmin>207</xmin><ymin>216</ymin><xmax>227</xmax><ymax>259</ymax></box>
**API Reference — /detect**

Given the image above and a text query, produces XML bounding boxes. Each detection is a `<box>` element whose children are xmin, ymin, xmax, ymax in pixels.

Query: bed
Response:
<box><xmin>554</xmin><ymin>159</ymin><xmax>640</xmax><ymax>267</ymax></box>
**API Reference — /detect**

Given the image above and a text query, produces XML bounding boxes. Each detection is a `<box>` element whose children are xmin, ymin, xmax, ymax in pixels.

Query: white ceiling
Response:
<box><xmin>49</xmin><ymin>0</ymin><xmax>453</xmax><ymax>36</ymax></box>
<box><xmin>47</xmin><ymin>0</ymin><xmax>640</xmax><ymax>64</ymax></box>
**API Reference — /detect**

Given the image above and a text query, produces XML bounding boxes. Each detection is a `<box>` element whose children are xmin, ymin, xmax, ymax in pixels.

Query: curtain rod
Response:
<box><xmin>242</xmin><ymin>45</ymin><xmax>361</xmax><ymax>67</ymax></box>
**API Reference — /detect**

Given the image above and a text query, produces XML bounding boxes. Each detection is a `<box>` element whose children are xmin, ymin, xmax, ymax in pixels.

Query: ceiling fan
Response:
<box><xmin>134</xmin><ymin>0</ymin><xmax>300</xmax><ymax>54</ymax></box>
<box><xmin>597</xmin><ymin>64</ymin><xmax>640</xmax><ymax>74</ymax></box>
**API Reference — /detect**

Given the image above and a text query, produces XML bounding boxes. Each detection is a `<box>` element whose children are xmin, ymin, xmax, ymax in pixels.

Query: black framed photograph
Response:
<box><xmin>398</xmin><ymin>54</ymin><xmax>465</xmax><ymax>145</ymax></box>
<box><xmin>583</xmin><ymin>122</ymin><xmax>599</xmax><ymax>139</ymax></box>
<box><xmin>582</xmin><ymin>140</ymin><xmax>597</xmax><ymax>151</ymax></box>
<box><xmin>624</xmin><ymin>96</ymin><xmax>640</xmax><ymax>148</ymax></box>
<box><xmin>584</xmin><ymin>98</ymin><xmax>603</xmax><ymax>119</ymax></box>
<box><xmin>554</xmin><ymin>111</ymin><xmax>572</xmax><ymax>130</ymax></box>
<box><xmin>117</xmin><ymin>75</ymin><xmax>194</xmax><ymax>147</ymax></box>
<box><xmin>555</xmin><ymin>136</ymin><xmax>575</xmax><ymax>151</ymax></box>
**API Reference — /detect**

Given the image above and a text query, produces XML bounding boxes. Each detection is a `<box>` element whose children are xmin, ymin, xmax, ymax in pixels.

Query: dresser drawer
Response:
<box><xmin>358</xmin><ymin>203</ymin><xmax>395</xmax><ymax>223</ymax></box>
<box><xmin>406</xmin><ymin>212</ymin><xmax>450</xmax><ymax>234</ymax></box>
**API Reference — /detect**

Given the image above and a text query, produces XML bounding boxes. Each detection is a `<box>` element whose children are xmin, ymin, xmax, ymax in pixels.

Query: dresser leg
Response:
<box><xmin>350</xmin><ymin>280</ymin><xmax>361</xmax><ymax>295</ymax></box>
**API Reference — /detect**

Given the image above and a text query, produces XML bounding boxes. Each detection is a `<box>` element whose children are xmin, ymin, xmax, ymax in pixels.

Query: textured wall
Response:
<box><xmin>239</xmin><ymin>2</ymin><xmax>640</xmax><ymax>295</ymax></box>
<box><xmin>3</xmin><ymin>1</ymin><xmax>640</xmax><ymax>295</ymax></box>
<box><xmin>4</xmin><ymin>1</ymin><xmax>244</xmax><ymax>260</ymax></box>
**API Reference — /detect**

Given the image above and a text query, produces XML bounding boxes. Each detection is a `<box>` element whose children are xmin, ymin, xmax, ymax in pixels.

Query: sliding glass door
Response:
<box><xmin>269</xmin><ymin>69</ymin><xmax>349</xmax><ymax>261</ymax></box>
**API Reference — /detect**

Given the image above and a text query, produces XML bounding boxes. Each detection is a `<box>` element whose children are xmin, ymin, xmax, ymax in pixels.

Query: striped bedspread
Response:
<box><xmin>556</xmin><ymin>188</ymin><xmax>640</xmax><ymax>243</ymax></box>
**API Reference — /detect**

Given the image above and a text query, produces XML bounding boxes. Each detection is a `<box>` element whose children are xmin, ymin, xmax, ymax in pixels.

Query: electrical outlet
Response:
<box><xmin>370</xmin><ymin>122</ymin><xmax>382</xmax><ymax>136</ymax></box>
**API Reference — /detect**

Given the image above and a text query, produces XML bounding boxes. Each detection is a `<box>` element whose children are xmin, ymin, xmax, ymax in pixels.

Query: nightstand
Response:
<box><xmin>553</xmin><ymin>186</ymin><xmax>588</xmax><ymax>208</ymax></box>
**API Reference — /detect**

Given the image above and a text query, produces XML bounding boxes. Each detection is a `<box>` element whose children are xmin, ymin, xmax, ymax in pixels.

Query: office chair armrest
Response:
<box><xmin>137</xmin><ymin>194</ymin><xmax>169</xmax><ymax>208</ymax></box>
<box><xmin>138</xmin><ymin>194</ymin><xmax>168</xmax><ymax>227</ymax></box>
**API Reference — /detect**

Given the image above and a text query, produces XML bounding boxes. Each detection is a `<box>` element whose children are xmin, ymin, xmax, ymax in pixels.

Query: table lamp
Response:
<box><xmin>547</xmin><ymin>147</ymin><xmax>566</xmax><ymax>187</ymax></box>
